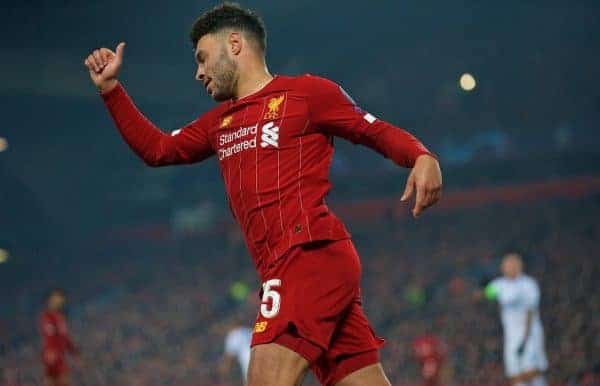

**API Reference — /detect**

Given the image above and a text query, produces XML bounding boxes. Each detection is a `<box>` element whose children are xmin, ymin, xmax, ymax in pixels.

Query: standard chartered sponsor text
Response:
<box><xmin>219</xmin><ymin>124</ymin><xmax>258</xmax><ymax>146</ymax></box>
<box><xmin>219</xmin><ymin>138</ymin><xmax>257</xmax><ymax>160</ymax></box>
<box><xmin>218</xmin><ymin>124</ymin><xmax>258</xmax><ymax>160</ymax></box>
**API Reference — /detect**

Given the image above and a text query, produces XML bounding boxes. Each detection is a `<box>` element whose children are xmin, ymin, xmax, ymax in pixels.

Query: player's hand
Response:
<box><xmin>516</xmin><ymin>341</ymin><xmax>526</xmax><ymax>357</ymax></box>
<box><xmin>83</xmin><ymin>42</ymin><xmax>126</xmax><ymax>94</ymax></box>
<box><xmin>401</xmin><ymin>154</ymin><xmax>442</xmax><ymax>218</ymax></box>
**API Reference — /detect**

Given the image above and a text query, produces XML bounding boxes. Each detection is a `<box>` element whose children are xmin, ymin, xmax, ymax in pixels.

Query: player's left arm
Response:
<box><xmin>61</xmin><ymin>319</ymin><xmax>81</xmax><ymax>357</ymax></box>
<box><xmin>518</xmin><ymin>279</ymin><xmax>540</xmax><ymax>356</ymax></box>
<box><xmin>517</xmin><ymin>311</ymin><xmax>533</xmax><ymax>356</ymax></box>
<box><xmin>307</xmin><ymin>76</ymin><xmax>442</xmax><ymax>217</ymax></box>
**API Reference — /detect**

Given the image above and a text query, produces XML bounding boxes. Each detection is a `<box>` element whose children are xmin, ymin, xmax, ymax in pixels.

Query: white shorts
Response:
<box><xmin>504</xmin><ymin>334</ymin><xmax>548</xmax><ymax>377</ymax></box>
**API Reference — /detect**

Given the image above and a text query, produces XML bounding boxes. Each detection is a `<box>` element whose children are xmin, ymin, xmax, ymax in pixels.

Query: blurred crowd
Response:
<box><xmin>360</xmin><ymin>197</ymin><xmax>599</xmax><ymax>386</ymax></box>
<box><xmin>1</xmin><ymin>196</ymin><xmax>599</xmax><ymax>386</ymax></box>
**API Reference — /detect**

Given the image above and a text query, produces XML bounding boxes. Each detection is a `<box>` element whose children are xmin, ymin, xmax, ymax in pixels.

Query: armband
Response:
<box><xmin>484</xmin><ymin>283</ymin><xmax>499</xmax><ymax>301</ymax></box>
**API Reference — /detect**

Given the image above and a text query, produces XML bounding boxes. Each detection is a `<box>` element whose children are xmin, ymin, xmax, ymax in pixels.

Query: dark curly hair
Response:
<box><xmin>189</xmin><ymin>2</ymin><xmax>267</xmax><ymax>53</ymax></box>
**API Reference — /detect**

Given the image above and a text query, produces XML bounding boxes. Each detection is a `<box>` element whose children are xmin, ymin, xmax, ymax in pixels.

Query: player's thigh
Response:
<box><xmin>334</xmin><ymin>363</ymin><xmax>391</xmax><ymax>386</ymax></box>
<box><xmin>313</xmin><ymin>299</ymin><xmax>384</xmax><ymax>385</ymax></box>
<box><xmin>247</xmin><ymin>342</ymin><xmax>310</xmax><ymax>386</ymax></box>
<box><xmin>524</xmin><ymin>336</ymin><xmax>548</xmax><ymax>373</ymax></box>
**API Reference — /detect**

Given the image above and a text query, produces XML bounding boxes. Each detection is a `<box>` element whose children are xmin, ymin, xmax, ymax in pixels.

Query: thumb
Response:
<box><xmin>401</xmin><ymin>172</ymin><xmax>415</xmax><ymax>201</ymax></box>
<box><xmin>115</xmin><ymin>42</ymin><xmax>126</xmax><ymax>60</ymax></box>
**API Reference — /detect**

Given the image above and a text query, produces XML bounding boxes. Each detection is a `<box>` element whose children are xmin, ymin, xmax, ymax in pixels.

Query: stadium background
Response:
<box><xmin>1</xmin><ymin>0</ymin><xmax>599</xmax><ymax>385</ymax></box>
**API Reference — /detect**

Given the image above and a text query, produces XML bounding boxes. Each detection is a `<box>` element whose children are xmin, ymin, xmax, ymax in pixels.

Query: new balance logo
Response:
<box><xmin>260</xmin><ymin>121</ymin><xmax>279</xmax><ymax>148</ymax></box>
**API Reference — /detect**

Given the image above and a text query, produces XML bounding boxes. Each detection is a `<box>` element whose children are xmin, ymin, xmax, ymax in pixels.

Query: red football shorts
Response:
<box><xmin>251</xmin><ymin>239</ymin><xmax>385</xmax><ymax>385</ymax></box>
<box><xmin>42</xmin><ymin>348</ymin><xmax>68</xmax><ymax>378</ymax></box>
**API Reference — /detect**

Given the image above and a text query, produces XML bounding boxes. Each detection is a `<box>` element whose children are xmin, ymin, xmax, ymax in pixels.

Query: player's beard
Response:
<box><xmin>210</xmin><ymin>48</ymin><xmax>238</xmax><ymax>102</ymax></box>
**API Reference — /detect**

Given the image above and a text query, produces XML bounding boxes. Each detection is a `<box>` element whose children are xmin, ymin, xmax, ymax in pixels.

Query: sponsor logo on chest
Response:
<box><xmin>217</xmin><ymin>95</ymin><xmax>285</xmax><ymax>160</ymax></box>
<box><xmin>217</xmin><ymin>121</ymin><xmax>280</xmax><ymax>160</ymax></box>
<box><xmin>260</xmin><ymin>122</ymin><xmax>279</xmax><ymax>148</ymax></box>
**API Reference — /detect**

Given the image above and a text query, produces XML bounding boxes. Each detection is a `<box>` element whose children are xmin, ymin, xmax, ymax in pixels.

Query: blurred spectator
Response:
<box><xmin>413</xmin><ymin>333</ymin><xmax>448</xmax><ymax>386</ymax></box>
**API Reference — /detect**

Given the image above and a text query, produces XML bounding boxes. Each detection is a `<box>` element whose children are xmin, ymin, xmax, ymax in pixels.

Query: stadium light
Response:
<box><xmin>0</xmin><ymin>137</ymin><xmax>7</xmax><ymax>152</ymax></box>
<box><xmin>459</xmin><ymin>73</ymin><xmax>477</xmax><ymax>91</ymax></box>
<box><xmin>0</xmin><ymin>249</ymin><xmax>9</xmax><ymax>264</ymax></box>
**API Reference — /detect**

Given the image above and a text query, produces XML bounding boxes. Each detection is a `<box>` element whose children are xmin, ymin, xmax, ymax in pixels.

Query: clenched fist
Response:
<box><xmin>83</xmin><ymin>42</ymin><xmax>126</xmax><ymax>94</ymax></box>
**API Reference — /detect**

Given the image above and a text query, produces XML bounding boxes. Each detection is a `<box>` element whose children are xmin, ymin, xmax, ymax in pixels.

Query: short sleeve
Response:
<box><xmin>522</xmin><ymin>278</ymin><xmax>540</xmax><ymax>310</ymax></box>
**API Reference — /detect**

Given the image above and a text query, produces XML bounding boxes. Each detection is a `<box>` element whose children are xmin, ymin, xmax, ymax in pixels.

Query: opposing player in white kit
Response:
<box><xmin>221</xmin><ymin>325</ymin><xmax>252</xmax><ymax>383</ymax></box>
<box><xmin>484</xmin><ymin>253</ymin><xmax>549</xmax><ymax>386</ymax></box>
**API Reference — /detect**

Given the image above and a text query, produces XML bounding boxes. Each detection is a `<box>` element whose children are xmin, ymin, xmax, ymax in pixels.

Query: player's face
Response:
<box><xmin>194</xmin><ymin>33</ymin><xmax>238</xmax><ymax>102</ymax></box>
<box><xmin>501</xmin><ymin>256</ymin><xmax>522</xmax><ymax>278</ymax></box>
<box><xmin>48</xmin><ymin>293</ymin><xmax>66</xmax><ymax>310</ymax></box>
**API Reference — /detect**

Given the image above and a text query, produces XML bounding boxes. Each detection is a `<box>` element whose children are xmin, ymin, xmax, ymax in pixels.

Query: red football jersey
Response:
<box><xmin>103</xmin><ymin>74</ymin><xmax>431</xmax><ymax>278</ymax></box>
<box><xmin>39</xmin><ymin>311</ymin><xmax>77</xmax><ymax>355</ymax></box>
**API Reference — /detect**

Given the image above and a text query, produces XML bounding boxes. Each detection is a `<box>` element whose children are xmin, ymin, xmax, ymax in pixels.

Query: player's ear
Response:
<box><xmin>228</xmin><ymin>32</ymin><xmax>242</xmax><ymax>55</ymax></box>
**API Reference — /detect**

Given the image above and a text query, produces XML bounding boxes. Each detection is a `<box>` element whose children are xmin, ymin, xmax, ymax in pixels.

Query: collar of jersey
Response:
<box><xmin>231</xmin><ymin>75</ymin><xmax>280</xmax><ymax>105</ymax></box>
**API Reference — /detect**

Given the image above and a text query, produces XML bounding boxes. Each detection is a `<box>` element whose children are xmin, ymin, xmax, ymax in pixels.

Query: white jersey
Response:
<box><xmin>224</xmin><ymin>326</ymin><xmax>252</xmax><ymax>380</ymax></box>
<box><xmin>490</xmin><ymin>274</ymin><xmax>548</xmax><ymax>376</ymax></box>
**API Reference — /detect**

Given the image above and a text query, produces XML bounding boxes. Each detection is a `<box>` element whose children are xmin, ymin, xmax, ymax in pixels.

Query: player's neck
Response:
<box><xmin>234</xmin><ymin>61</ymin><xmax>273</xmax><ymax>101</ymax></box>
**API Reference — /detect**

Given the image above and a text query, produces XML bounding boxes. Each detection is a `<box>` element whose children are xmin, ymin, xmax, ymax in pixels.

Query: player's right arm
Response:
<box><xmin>84</xmin><ymin>43</ymin><xmax>215</xmax><ymax>166</ymax></box>
<box><xmin>39</xmin><ymin>314</ymin><xmax>58</xmax><ymax>365</ymax></box>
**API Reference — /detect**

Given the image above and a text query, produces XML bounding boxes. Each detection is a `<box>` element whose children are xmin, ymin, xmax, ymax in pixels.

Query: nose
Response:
<box><xmin>195</xmin><ymin>64</ymin><xmax>205</xmax><ymax>82</ymax></box>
